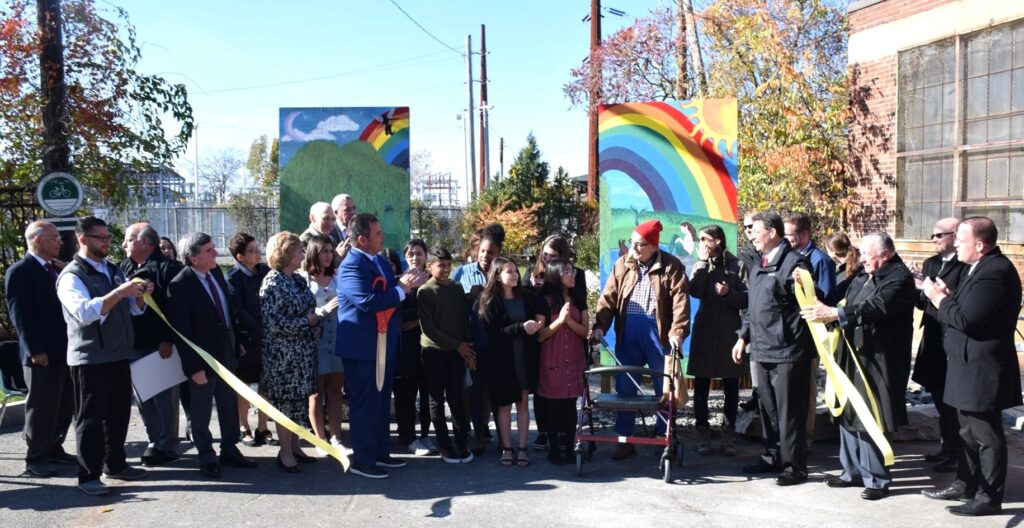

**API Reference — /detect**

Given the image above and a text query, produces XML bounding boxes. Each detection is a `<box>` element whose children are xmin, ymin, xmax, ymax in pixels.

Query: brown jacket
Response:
<box><xmin>595</xmin><ymin>250</ymin><xmax>690</xmax><ymax>348</ymax></box>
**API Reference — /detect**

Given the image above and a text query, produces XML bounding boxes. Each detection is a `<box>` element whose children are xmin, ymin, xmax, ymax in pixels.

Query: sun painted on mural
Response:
<box><xmin>598</xmin><ymin>99</ymin><xmax>738</xmax><ymax>358</ymax></box>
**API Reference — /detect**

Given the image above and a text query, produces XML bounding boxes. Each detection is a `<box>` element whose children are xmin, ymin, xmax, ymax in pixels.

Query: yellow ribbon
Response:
<box><xmin>793</xmin><ymin>269</ymin><xmax>895</xmax><ymax>467</ymax></box>
<box><xmin>134</xmin><ymin>283</ymin><xmax>350</xmax><ymax>470</ymax></box>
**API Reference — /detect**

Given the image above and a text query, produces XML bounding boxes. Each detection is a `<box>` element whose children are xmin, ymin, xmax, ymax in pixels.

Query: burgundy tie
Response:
<box><xmin>205</xmin><ymin>274</ymin><xmax>227</xmax><ymax>325</ymax></box>
<box><xmin>761</xmin><ymin>257</ymin><xmax>769</xmax><ymax>267</ymax></box>
<box><xmin>44</xmin><ymin>261</ymin><xmax>58</xmax><ymax>283</ymax></box>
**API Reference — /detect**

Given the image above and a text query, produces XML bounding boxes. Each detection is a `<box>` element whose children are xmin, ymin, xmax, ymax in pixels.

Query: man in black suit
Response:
<box><xmin>167</xmin><ymin>232</ymin><xmax>257</xmax><ymax>478</ymax></box>
<box><xmin>910</xmin><ymin>217</ymin><xmax>966</xmax><ymax>472</ymax></box>
<box><xmin>120</xmin><ymin>222</ymin><xmax>184</xmax><ymax>467</ymax></box>
<box><xmin>731</xmin><ymin>211</ymin><xmax>815</xmax><ymax>486</ymax></box>
<box><xmin>5</xmin><ymin>220</ymin><xmax>75</xmax><ymax>477</ymax></box>
<box><xmin>802</xmin><ymin>232</ymin><xmax>917</xmax><ymax>500</ymax></box>
<box><xmin>922</xmin><ymin>216</ymin><xmax>1023</xmax><ymax>517</ymax></box>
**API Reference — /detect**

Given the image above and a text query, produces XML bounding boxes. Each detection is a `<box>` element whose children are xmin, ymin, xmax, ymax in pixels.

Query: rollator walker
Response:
<box><xmin>575</xmin><ymin>339</ymin><xmax>685</xmax><ymax>483</ymax></box>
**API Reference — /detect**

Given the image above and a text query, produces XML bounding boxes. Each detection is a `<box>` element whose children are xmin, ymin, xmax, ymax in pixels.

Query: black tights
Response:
<box><xmin>692</xmin><ymin>377</ymin><xmax>739</xmax><ymax>427</ymax></box>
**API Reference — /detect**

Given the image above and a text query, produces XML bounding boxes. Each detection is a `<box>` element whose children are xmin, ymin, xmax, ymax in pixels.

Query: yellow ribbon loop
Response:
<box><xmin>793</xmin><ymin>269</ymin><xmax>895</xmax><ymax>467</ymax></box>
<box><xmin>134</xmin><ymin>284</ymin><xmax>350</xmax><ymax>470</ymax></box>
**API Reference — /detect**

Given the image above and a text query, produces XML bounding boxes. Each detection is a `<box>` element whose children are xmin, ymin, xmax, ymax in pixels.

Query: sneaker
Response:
<box><xmin>460</xmin><ymin>450</ymin><xmax>475</xmax><ymax>464</ymax></box>
<box><xmin>24</xmin><ymin>463</ymin><xmax>56</xmax><ymax>478</ymax></box>
<box><xmin>438</xmin><ymin>447</ymin><xmax>462</xmax><ymax>464</ymax></box>
<box><xmin>330</xmin><ymin>436</ymin><xmax>354</xmax><ymax>455</ymax></box>
<box><xmin>408</xmin><ymin>438</ymin><xmax>432</xmax><ymax>456</ymax></box>
<box><xmin>532</xmin><ymin>433</ymin><xmax>548</xmax><ymax>452</ymax></box>
<box><xmin>350</xmin><ymin>463</ymin><xmax>389</xmax><ymax>479</ymax></box>
<box><xmin>376</xmin><ymin>456</ymin><xmax>407</xmax><ymax>468</ymax></box>
<box><xmin>315</xmin><ymin>445</ymin><xmax>329</xmax><ymax>457</ymax></box>
<box><xmin>103</xmin><ymin>466</ymin><xmax>148</xmax><ymax>481</ymax></box>
<box><xmin>78</xmin><ymin>479</ymin><xmax>111</xmax><ymax>496</ymax></box>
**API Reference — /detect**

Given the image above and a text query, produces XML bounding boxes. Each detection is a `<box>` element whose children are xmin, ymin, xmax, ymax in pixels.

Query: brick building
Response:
<box><xmin>847</xmin><ymin>0</ymin><xmax>1024</xmax><ymax>273</ymax></box>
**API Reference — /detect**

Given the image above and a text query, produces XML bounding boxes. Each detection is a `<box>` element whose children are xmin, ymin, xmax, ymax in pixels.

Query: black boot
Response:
<box><xmin>547</xmin><ymin>434</ymin><xmax>565</xmax><ymax>465</ymax></box>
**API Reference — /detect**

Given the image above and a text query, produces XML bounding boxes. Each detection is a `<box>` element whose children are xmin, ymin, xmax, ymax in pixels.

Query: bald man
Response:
<box><xmin>300</xmin><ymin>202</ymin><xmax>341</xmax><ymax>247</ymax></box>
<box><xmin>5</xmin><ymin>221</ymin><xmax>74</xmax><ymax>477</ymax></box>
<box><xmin>910</xmin><ymin>217</ymin><xmax>966</xmax><ymax>473</ymax></box>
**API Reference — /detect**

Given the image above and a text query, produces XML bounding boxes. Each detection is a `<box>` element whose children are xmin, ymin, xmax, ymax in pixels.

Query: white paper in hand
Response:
<box><xmin>131</xmin><ymin>347</ymin><xmax>188</xmax><ymax>402</ymax></box>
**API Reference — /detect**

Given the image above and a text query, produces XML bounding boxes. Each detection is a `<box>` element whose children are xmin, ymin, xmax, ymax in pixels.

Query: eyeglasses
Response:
<box><xmin>743</xmin><ymin>224</ymin><xmax>754</xmax><ymax>230</ymax></box>
<box><xmin>930</xmin><ymin>232</ymin><xmax>954</xmax><ymax>240</ymax></box>
<box><xmin>84</xmin><ymin>234</ymin><xmax>112</xmax><ymax>242</ymax></box>
<box><xmin>630</xmin><ymin>240</ymin><xmax>650</xmax><ymax>249</ymax></box>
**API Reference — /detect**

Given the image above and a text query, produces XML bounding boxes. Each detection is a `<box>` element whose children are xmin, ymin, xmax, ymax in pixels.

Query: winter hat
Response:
<box><xmin>634</xmin><ymin>220</ymin><xmax>663</xmax><ymax>247</ymax></box>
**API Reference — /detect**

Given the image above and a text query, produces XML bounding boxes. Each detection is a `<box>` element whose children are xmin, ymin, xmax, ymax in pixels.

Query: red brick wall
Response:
<box><xmin>849</xmin><ymin>0</ymin><xmax>957</xmax><ymax>33</ymax></box>
<box><xmin>847</xmin><ymin>55</ymin><xmax>898</xmax><ymax>238</ymax></box>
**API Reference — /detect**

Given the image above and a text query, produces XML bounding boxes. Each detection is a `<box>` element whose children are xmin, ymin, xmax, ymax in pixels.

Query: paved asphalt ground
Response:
<box><xmin>2</xmin><ymin>405</ymin><xmax>1023</xmax><ymax>527</ymax></box>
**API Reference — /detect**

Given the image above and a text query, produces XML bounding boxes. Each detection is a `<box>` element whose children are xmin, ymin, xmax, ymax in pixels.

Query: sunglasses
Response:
<box><xmin>743</xmin><ymin>224</ymin><xmax>754</xmax><ymax>230</ymax></box>
<box><xmin>930</xmin><ymin>231</ymin><xmax>954</xmax><ymax>240</ymax></box>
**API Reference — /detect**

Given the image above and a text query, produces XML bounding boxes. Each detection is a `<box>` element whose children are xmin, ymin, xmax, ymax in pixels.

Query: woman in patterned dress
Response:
<box><xmin>260</xmin><ymin>232</ymin><xmax>320</xmax><ymax>472</ymax></box>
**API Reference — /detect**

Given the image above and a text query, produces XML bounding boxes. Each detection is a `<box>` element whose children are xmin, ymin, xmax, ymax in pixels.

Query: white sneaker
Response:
<box><xmin>460</xmin><ymin>451</ymin><xmax>474</xmax><ymax>464</ymax></box>
<box><xmin>408</xmin><ymin>438</ymin><xmax>432</xmax><ymax>456</ymax></box>
<box><xmin>315</xmin><ymin>445</ymin><xmax>328</xmax><ymax>457</ymax></box>
<box><xmin>330</xmin><ymin>436</ymin><xmax>354</xmax><ymax>456</ymax></box>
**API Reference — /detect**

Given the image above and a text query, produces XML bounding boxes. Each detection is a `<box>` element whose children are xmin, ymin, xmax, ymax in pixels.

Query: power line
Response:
<box><xmin>196</xmin><ymin>51</ymin><xmax>457</xmax><ymax>95</ymax></box>
<box><xmin>389</xmin><ymin>0</ymin><xmax>465</xmax><ymax>57</ymax></box>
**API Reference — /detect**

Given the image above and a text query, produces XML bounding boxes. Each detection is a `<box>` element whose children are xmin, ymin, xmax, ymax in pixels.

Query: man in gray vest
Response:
<box><xmin>56</xmin><ymin>216</ymin><xmax>153</xmax><ymax>495</ymax></box>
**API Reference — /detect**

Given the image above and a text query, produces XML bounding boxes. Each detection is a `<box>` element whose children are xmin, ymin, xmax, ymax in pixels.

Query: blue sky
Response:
<box><xmin>120</xmin><ymin>0</ymin><xmax>667</xmax><ymax>203</ymax></box>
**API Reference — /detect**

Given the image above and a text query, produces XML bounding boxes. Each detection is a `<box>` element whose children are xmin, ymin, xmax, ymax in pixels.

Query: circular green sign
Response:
<box><xmin>37</xmin><ymin>172</ymin><xmax>84</xmax><ymax>216</ymax></box>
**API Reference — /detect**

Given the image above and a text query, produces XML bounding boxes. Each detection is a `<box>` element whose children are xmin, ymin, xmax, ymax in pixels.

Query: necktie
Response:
<box><xmin>761</xmin><ymin>256</ymin><xmax>769</xmax><ymax>267</ymax></box>
<box><xmin>205</xmin><ymin>274</ymin><xmax>227</xmax><ymax>325</ymax></box>
<box><xmin>44</xmin><ymin>261</ymin><xmax>58</xmax><ymax>283</ymax></box>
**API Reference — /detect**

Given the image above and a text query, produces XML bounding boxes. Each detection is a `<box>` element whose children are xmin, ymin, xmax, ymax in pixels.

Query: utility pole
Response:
<box><xmin>37</xmin><ymin>0</ymin><xmax>75</xmax><ymax>260</ymax></box>
<box><xmin>587</xmin><ymin>0</ymin><xmax>601</xmax><ymax>202</ymax></box>
<box><xmin>465</xmin><ymin>34</ymin><xmax>477</xmax><ymax>201</ymax></box>
<box><xmin>478</xmin><ymin>24</ymin><xmax>490</xmax><ymax>192</ymax></box>
<box><xmin>499</xmin><ymin>137</ymin><xmax>504</xmax><ymax>179</ymax></box>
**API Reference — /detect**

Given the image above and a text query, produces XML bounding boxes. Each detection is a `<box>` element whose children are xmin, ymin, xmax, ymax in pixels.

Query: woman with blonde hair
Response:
<box><xmin>259</xmin><ymin>232</ymin><xmax>321</xmax><ymax>472</ymax></box>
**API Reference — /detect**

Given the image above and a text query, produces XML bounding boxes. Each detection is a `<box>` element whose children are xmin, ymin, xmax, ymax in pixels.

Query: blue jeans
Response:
<box><xmin>614</xmin><ymin>314</ymin><xmax>667</xmax><ymax>436</ymax></box>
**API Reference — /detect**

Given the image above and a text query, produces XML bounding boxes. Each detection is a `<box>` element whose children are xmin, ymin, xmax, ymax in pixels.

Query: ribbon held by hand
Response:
<box><xmin>371</xmin><ymin>276</ymin><xmax>396</xmax><ymax>391</ymax></box>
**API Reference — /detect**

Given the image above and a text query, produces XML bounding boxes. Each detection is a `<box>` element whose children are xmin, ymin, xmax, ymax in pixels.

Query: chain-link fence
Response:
<box><xmin>106</xmin><ymin>206</ymin><xmax>279</xmax><ymax>257</ymax></box>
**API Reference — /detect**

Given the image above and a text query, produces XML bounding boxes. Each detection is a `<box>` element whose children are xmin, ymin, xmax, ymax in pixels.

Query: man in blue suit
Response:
<box><xmin>5</xmin><ymin>220</ymin><xmax>75</xmax><ymax>477</ymax></box>
<box><xmin>336</xmin><ymin>213</ymin><xmax>427</xmax><ymax>479</ymax></box>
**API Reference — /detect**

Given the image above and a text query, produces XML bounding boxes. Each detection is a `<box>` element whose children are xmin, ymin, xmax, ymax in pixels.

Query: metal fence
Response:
<box><xmin>107</xmin><ymin>206</ymin><xmax>279</xmax><ymax>256</ymax></box>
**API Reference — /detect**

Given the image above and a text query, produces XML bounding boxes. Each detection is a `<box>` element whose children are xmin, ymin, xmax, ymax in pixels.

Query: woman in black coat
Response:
<box><xmin>479</xmin><ymin>257</ymin><xmax>544</xmax><ymax>466</ymax></box>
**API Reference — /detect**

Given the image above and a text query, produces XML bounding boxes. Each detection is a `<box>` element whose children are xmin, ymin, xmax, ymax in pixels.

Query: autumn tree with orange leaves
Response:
<box><xmin>565</xmin><ymin>0</ymin><xmax>850</xmax><ymax>234</ymax></box>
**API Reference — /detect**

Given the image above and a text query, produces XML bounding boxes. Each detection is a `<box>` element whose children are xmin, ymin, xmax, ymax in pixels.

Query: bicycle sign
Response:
<box><xmin>37</xmin><ymin>172</ymin><xmax>84</xmax><ymax>216</ymax></box>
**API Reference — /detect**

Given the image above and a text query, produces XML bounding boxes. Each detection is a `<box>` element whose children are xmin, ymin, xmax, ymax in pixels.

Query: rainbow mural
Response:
<box><xmin>358</xmin><ymin>107</ymin><xmax>410</xmax><ymax>168</ymax></box>
<box><xmin>598</xmin><ymin>99</ymin><xmax>738</xmax><ymax>357</ymax></box>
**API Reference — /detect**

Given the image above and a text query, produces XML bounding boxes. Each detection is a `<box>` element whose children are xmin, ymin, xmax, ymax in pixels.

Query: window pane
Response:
<box><xmin>923</xmin><ymin>160</ymin><xmax>943</xmax><ymax>201</ymax></box>
<box><xmin>941</xmin><ymin>43</ymin><xmax>956</xmax><ymax>83</ymax></box>
<box><xmin>1013</xmin><ymin>69</ymin><xmax>1024</xmax><ymax>112</ymax></box>
<box><xmin>1015</xmin><ymin>24</ymin><xmax>1024</xmax><ymax>68</ymax></box>
<box><xmin>988</xmin><ymin>157</ymin><xmax>1009</xmax><ymax>197</ymax></box>
<box><xmin>991</xmin><ymin>27</ymin><xmax>1013</xmax><ymax>72</ymax></box>
<box><xmin>903</xmin><ymin>126</ymin><xmax>922</xmax><ymax>151</ymax></box>
<box><xmin>923</xmin><ymin>124</ymin><xmax>943</xmax><ymax>149</ymax></box>
<box><xmin>1010</xmin><ymin>209</ymin><xmax>1024</xmax><ymax>241</ymax></box>
<box><xmin>923</xmin><ymin>85</ymin><xmax>942</xmax><ymax>125</ymax></box>
<box><xmin>965</xmin><ymin>155</ymin><xmax>987</xmax><ymax>199</ymax></box>
<box><xmin>967</xmin><ymin>37</ymin><xmax>988</xmax><ymax>77</ymax></box>
<box><xmin>990</xmin><ymin>116</ymin><xmax>1011</xmax><ymax>142</ymax></box>
<box><xmin>942</xmin><ymin>82</ymin><xmax>955</xmax><ymax>122</ymax></box>
<box><xmin>966</xmin><ymin>120</ymin><xmax>987</xmax><ymax>144</ymax></box>
<box><xmin>921</xmin><ymin>203</ymin><xmax>943</xmax><ymax>233</ymax></box>
<box><xmin>966</xmin><ymin>77</ymin><xmax>988</xmax><ymax>118</ymax></box>
<box><xmin>902</xmin><ymin>204</ymin><xmax>923</xmax><ymax>238</ymax></box>
<box><xmin>989</xmin><ymin>71</ymin><xmax>1011</xmax><ymax>114</ymax></box>
<box><xmin>1011</xmin><ymin>154</ymin><xmax>1024</xmax><ymax>198</ymax></box>
<box><xmin>1013</xmin><ymin>114</ymin><xmax>1024</xmax><ymax>140</ymax></box>
<box><xmin>941</xmin><ymin>159</ymin><xmax>954</xmax><ymax>202</ymax></box>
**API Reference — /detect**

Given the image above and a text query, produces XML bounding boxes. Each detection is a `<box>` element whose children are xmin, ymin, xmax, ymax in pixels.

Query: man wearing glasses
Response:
<box><xmin>738</xmin><ymin>213</ymin><xmax>761</xmax><ymax>412</ymax></box>
<box><xmin>56</xmin><ymin>216</ymin><xmax>153</xmax><ymax>495</ymax></box>
<box><xmin>593</xmin><ymin>219</ymin><xmax>691</xmax><ymax>460</ymax></box>
<box><xmin>910</xmin><ymin>218</ymin><xmax>966</xmax><ymax>473</ymax></box>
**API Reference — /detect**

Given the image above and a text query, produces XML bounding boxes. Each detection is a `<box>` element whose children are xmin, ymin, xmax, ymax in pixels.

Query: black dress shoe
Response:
<box><xmin>219</xmin><ymin>453</ymin><xmax>258</xmax><ymax>468</ymax></box>
<box><xmin>933</xmin><ymin>457</ymin><xmax>958</xmax><ymax>473</ymax></box>
<box><xmin>743</xmin><ymin>459</ymin><xmax>782</xmax><ymax>474</ymax></box>
<box><xmin>142</xmin><ymin>448</ymin><xmax>175</xmax><ymax>467</ymax></box>
<box><xmin>775</xmin><ymin>472</ymin><xmax>808</xmax><ymax>487</ymax></box>
<box><xmin>47</xmin><ymin>451</ymin><xmax>78</xmax><ymax>465</ymax></box>
<box><xmin>24</xmin><ymin>463</ymin><xmax>56</xmax><ymax>477</ymax></box>
<box><xmin>199</xmin><ymin>463</ymin><xmax>221</xmax><ymax>478</ymax></box>
<box><xmin>292</xmin><ymin>450</ymin><xmax>317</xmax><ymax>464</ymax></box>
<box><xmin>825</xmin><ymin>476</ymin><xmax>862</xmax><ymax>488</ymax></box>
<box><xmin>923</xmin><ymin>451</ymin><xmax>946</xmax><ymax>462</ymax></box>
<box><xmin>948</xmin><ymin>501</ymin><xmax>1001</xmax><ymax>517</ymax></box>
<box><xmin>861</xmin><ymin>488</ymin><xmax>889</xmax><ymax>501</ymax></box>
<box><xmin>922</xmin><ymin>485</ymin><xmax>972</xmax><ymax>501</ymax></box>
<box><xmin>277</xmin><ymin>454</ymin><xmax>300</xmax><ymax>474</ymax></box>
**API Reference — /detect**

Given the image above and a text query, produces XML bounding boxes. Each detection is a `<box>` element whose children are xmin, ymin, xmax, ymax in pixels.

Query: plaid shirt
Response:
<box><xmin>625</xmin><ymin>259</ymin><xmax>657</xmax><ymax>316</ymax></box>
